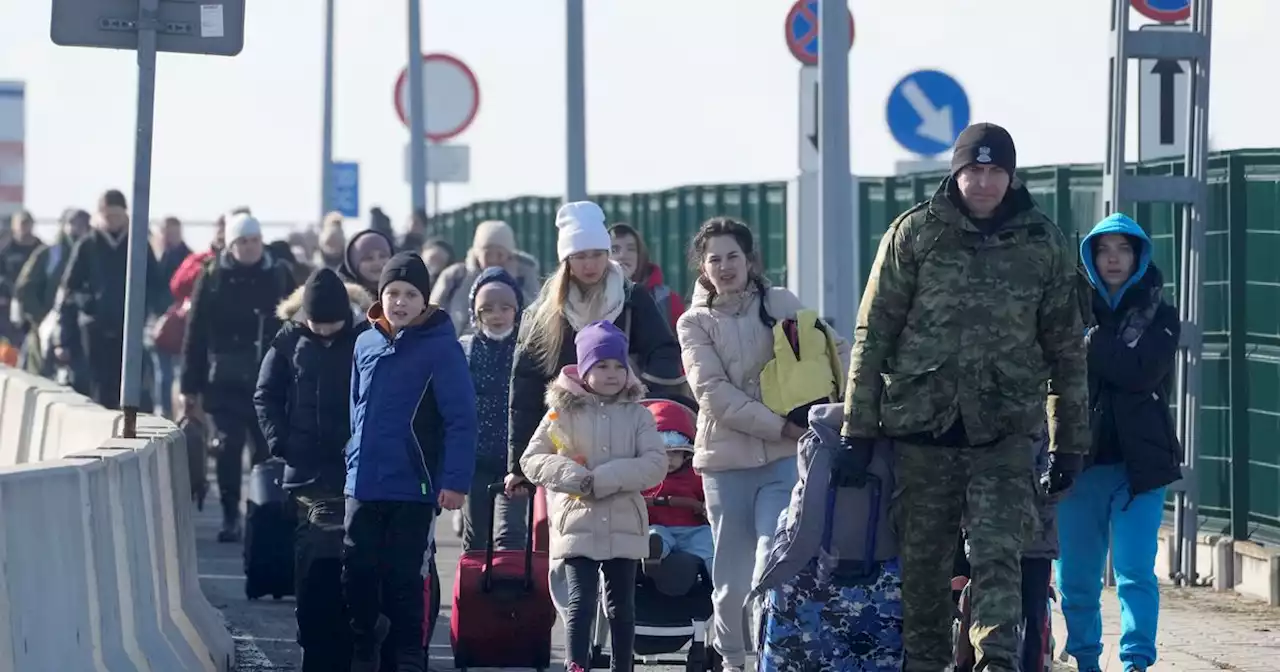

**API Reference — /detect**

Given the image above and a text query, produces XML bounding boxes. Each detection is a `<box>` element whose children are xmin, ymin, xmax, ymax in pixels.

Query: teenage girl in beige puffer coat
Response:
<box><xmin>521</xmin><ymin>320</ymin><xmax>668</xmax><ymax>672</ymax></box>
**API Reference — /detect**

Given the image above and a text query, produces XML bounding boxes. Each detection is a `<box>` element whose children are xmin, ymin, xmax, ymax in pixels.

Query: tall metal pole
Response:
<box><xmin>818</xmin><ymin>0</ymin><xmax>854</xmax><ymax>335</ymax></box>
<box><xmin>1176</xmin><ymin>0</ymin><xmax>1212</xmax><ymax>587</ymax></box>
<box><xmin>565</xmin><ymin>0</ymin><xmax>587</xmax><ymax>202</ymax></box>
<box><xmin>407</xmin><ymin>0</ymin><xmax>427</xmax><ymax>214</ymax></box>
<box><xmin>319</xmin><ymin>0</ymin><xmax>335</xmax><ymax>223</ymax></box>
<box><xmin>120</xmin><ymin>0</ymin><xmax>160</xmax><ymax>437</ymax></box>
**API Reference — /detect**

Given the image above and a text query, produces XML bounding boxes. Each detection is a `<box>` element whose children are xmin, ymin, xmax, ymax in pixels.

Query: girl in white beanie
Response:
<box><xmin>504</xmin><ymin>201</ymin><xmax>686</xmax><ymax>496</ymax></box>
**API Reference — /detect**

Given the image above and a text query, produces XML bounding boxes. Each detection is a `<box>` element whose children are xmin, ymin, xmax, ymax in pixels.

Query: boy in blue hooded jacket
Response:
<box><xmin>1054</xmin><ymin>213</ymin><xmax>1182</xmax><ymax>672</ymax></box>
<box><xmin>344</xmin><ymin>252</ymin><xmax>477</xmax><ymax>672</ymax></box>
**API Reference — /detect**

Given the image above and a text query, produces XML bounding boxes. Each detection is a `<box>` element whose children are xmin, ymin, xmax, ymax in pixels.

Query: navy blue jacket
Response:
<box><xmin>459</xmin><ymin>267</ymin><xmax>524</xmax><ymax>471</ymax></box>
<box><xmin>346</xmin><ymin>304</ymin><xmax>477</xmax><ymax>502</ymax></box>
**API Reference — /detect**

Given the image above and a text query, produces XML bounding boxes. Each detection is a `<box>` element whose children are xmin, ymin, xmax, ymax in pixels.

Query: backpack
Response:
<box><xmin>760</xmin><ymin>310</ymin><xmax>845</xmax><ymax>424</ymax></box>
<box><xmin>751</xmin><ymin>404</ymin><xmax>897</xmax><ymax>599</ymax></box>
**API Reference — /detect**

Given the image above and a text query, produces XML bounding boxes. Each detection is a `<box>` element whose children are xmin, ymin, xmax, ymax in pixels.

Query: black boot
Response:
<box><xmin>350</xmin><ymin>614</ymin><xmax>391</xmax><ymax>672</ymax></box>
<box><xmin>218</xmin><ymin>507</ymin><xmax>242</xmax><ymax>543</ymax></box>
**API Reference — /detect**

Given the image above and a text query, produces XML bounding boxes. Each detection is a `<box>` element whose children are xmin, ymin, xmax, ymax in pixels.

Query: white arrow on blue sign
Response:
<box><xmin>885</xmin><ymin>70</ymin><xmax>970</xmax><ymax>157</ymax></box>
<box><xmin>331</xmin><ymin>161</ymin><xmax>359</xmax><ymax>219</ymax></box>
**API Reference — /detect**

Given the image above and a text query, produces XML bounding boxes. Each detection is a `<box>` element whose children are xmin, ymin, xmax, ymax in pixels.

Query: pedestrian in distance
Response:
<box><xmin>1055</xmin><ymin>213</ymin><xmax>1182</xmax><ymax>672</ymax></box>
<box><xmin>457</xmin><ymin>265</ymin><xmax>529</xmax><ymax>552</ymax></box>
<box><xmin>253</xmin><ymin>267</ymin><xmax>371</xmax><ymax>672</ymax></box>
<box><xmin>180</xmin><ymin>212</ymin><xmax>297</xmax><ymax>542</ymax></box>
<box><xmin>337</xmin><ymin>228</ymin><xmax>394</xmax><ymax>299</ymax></box>
<box><xmin>841</xmin><ymin>122</ymin><xmax>1090</xmax><ymax>671</ymax></box>
<box><xmin>343</xmin><ymin>252</ymin><xmax>476</xmax><ymax>672</ymax></box>
<box><xmin>608</xmin><ymin>223</ymin><xmax>686</xmax><ymax>332</ymax></box>
<box><xmin>520</xmin><ymin>320</ymin><xmax>669</xmax><ymax>672</ymax></box>
<box><xmin>675</xmin><ymin>216</ymin><xmax>849</xmax><ymax>672</ymax></box>
<box><xmin>430</xmin><ymin>219</ymin><xmax>541</xmax><ymax>337</ymax></box>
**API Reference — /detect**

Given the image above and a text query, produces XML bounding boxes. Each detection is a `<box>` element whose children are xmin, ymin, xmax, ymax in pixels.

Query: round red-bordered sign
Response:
<box><xmin>784</xmin><ymin>0</ymin><xmax>854</xmax><ymax>66</ymax></box>
<box><xmin>393</xmin><ymin>53</ymin><xmax>480</xmax><ymax>143</ymax></box>
<box><xmin>1130</xmin><ymin>0</ymin><xmax>1191</xmax><ymax>23</ymax></box>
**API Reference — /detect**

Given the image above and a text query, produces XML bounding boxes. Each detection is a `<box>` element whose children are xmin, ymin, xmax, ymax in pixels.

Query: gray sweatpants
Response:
<box><xmin>701</xmin><ymin>456</ymin><xmax>798</xmax><ymax>668</ymax></box>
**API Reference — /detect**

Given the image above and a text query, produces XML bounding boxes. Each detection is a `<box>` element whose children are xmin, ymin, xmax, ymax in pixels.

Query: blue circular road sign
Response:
<box><xmin>784</xmin><ymin>0</ymin><xmax>854</xmax><ymax>66</ymax></box>
<box><xmin>1130</xmin><ymin>0</ymin><xmax>1191</xmax><ymax>23</ymax></box>
<box><xmin>885</xmin><ymin>70</ymin><xmax>970</xmax><ymax>157</ymax></box>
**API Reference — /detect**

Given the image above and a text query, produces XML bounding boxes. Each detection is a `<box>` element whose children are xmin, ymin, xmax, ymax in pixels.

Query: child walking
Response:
<box><xmin>254</xmin><ymin>267</ymin><xmax>371</xmax><ymax>672</ymax></box>
<box><xmin>343</xmin><ymin>252</ymin><xmax>477</xmax><ymax>672</ymax></box>
<box><xmin>521</xmin><ymin>321</ymin><xmax>668</xmax><ymax>672</ymax></box>
<box><xmin>639</xmin><ymin>399</ymin><xmax>715</xmax><ymax>573</ymax></box>
<box><xmin>457</xmin><ymin>266</ymin><xmax>528</xmax><ymax>551</ymax></box>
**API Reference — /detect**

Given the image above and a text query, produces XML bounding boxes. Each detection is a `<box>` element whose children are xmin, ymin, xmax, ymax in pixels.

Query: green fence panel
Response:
<box><xmin>427</xmin><ymin>149</ymin><xmax>1280</xmax><ymax>542</ymax></box>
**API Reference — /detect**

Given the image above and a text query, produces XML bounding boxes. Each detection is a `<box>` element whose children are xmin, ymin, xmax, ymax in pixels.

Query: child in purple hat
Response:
<box><xmin>520</xmin><ymin>320</ymin><xmax>668</xmax><ymax>672</ymax></box>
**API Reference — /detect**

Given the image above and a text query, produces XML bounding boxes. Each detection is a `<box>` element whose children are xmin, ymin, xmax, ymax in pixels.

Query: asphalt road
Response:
<box><xmin>198</xmin><ymin>499</ymin><xmax>698</xmax><ymax>671</ymax></box>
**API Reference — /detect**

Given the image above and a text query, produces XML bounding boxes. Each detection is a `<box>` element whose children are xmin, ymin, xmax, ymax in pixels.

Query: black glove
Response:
<box><xmin>1043</xmin><ymin>452</ymin><xmax>1084</xmax><ymax>495</ymax></box>
<box><xmin>837</xmin><ymin>436</ymin><xmax>877</xmax><ymax>486</ymax></box>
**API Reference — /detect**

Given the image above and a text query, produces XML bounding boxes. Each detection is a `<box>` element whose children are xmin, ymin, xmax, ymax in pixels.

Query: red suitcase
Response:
<box><xmin>450</xmin><ymin>482</ymin><xmax>555</xmax><ymax>671</ymax></box>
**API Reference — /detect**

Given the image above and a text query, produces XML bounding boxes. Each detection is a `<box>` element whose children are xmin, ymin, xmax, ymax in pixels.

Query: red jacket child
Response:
<box><xmin>640</xmin><ymin>399</ymin><xmax>705</xmax><ymax>527</ymax></box>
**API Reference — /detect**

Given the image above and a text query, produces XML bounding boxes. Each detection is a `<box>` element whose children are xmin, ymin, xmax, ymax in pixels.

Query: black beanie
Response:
<box><xmin>303</xmin><ymin>268</ymin><xmax>351</xmax><ymax>323</ymax></box>
<box><xmin>378</xmin><ymin>252</ymin><xmax>432</xmax><ymax>297</ymax></box>
<box><xmin>950</xmin><ymin>123</ymin><xmax>1017</xmax><ymax>177</ymax></box>
<box><xmin>100</xmin><ymin>189</ymin><xmax>127</xmax><ymax>210</ymax></box>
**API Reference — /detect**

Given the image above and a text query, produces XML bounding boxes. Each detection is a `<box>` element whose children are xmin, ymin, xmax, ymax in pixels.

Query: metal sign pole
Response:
<box><xmin>818</xmin><ymin>0</ymin><xmax>854</xmax><ymax>335</ymax></box>
<box><xmin>320</xmin><ymin>0</ymin><xmax>335</xmax><ymax>221</ymax></box>
<box><xmin>565</xmin><ymin>0</ymin><xmax>587</xmax><ymax>202</ymax></box>
<box><xmin>119</xmin><ymin>0</ymin><xmax>161</xmax><ymax>438</ymax></box>
<box><xmin>407</xmin><ymin>0</ymin><xmax>427</xmax><ymax>214</ymax></box>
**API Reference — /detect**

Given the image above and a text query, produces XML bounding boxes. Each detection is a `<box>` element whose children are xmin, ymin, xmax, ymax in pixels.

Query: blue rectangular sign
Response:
<box><xmin>331</xmin><ymin>161</ymin><xmax>359</xmax><ymax>219</ymax></box>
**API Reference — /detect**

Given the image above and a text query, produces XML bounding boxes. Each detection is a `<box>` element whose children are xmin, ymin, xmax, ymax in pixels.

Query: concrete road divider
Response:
<box><xmin>0</xmin><ymin>366</ymin><xmax>234</xmax><ymax>671</ymax></box>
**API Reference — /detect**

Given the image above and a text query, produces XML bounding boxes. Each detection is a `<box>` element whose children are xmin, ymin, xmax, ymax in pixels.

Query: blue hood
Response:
<box><xmin>1080</xmin><ymin>213</ymin><xmax>1152</xmax><ymax>309</ymax></box>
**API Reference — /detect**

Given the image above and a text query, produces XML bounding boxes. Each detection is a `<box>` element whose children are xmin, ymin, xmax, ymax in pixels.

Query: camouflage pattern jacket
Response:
<box><xmin>842</xmin><ymin>180</ymin><xmax>1089</xmax><ymax>455</ymax></box>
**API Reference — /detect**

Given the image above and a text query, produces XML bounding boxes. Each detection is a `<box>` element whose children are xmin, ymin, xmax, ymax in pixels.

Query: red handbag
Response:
<box><xmin>151</xmin><ymin>298</ymin><xmax>190</xmax><ymax>355</ymax></box>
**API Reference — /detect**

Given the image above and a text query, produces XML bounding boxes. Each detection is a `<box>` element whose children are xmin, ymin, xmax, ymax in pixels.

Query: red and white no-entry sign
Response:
<box><xmin>394</xmin><ymin>53</ymin><xmax>480</xmax><ymax>143</ymax></box>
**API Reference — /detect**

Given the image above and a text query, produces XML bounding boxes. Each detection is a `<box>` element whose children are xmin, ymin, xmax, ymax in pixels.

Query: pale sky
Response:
<box><xmin>3</xmin><ymin>0</ymin><xmax>1277</xmax><ymax>236</ymax></box>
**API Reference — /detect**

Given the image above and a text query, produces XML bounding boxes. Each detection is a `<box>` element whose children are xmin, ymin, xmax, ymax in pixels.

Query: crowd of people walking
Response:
<box><xmin>0</xmin><ymin>121</ymin><xmax>1181</xmax><ymax>672</ymax></box>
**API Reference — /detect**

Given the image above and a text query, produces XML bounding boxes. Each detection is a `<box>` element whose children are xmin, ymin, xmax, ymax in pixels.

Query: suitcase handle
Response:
<box><xmin>483</xmin><ymin>481</ymin><xmax>537</xmax><ymax>593</ymax></box>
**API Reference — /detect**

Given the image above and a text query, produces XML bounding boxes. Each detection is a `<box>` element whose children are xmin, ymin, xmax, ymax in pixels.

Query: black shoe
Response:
<box><xmin>647</xmin><ymin>532</ymin><xmax>665</xmax><ymax>562</ymax></box>
<box><xmin>351</xmin><ymin>614</ymin><xmax>391</xmax><ymax>672</ymax></box>
<box><xmin>217</xmin><ymin>515</ymin><xmax>242</xmax><ymax>543</ymax></box>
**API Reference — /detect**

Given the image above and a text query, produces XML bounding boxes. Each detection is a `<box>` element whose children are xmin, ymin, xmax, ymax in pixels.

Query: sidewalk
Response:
<box><xmin>1050</xmin><ymin>585</ymin><xmax>1280</xmax><ymax>671</ymax></box>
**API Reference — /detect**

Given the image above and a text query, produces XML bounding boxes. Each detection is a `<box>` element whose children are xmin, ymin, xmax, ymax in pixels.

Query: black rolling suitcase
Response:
<box><xmin>244</xmin><ymin>458</ymin><xmax>296</xmax><ymax>600</ymax></box>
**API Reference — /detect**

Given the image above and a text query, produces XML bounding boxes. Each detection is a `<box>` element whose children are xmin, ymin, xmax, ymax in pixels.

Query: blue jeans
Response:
<box><xmin>702</xmin><ymin>456</ymin><xmax>798</xmax><ymax>668</ymax></box>
<box><xmin>152</xmin><ymin>349</ymin><xmax>176</xmax><ymax>419</ymax></box>
<box><xmin>1055</xmin><ymin>463</ymin><xmax>1164</xmax><ymax>672</ymax></box>
<box><xmin>651</xmin><ymin>523</ymin><xmax>715</xmax><ymax>572</ymax></box>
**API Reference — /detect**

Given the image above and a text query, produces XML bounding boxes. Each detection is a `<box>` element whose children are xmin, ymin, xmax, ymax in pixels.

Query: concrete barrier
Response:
<box><xmin>0</xmin><ymin>366</ymin><xmax>234</xmax><ymax>671</ymax></box>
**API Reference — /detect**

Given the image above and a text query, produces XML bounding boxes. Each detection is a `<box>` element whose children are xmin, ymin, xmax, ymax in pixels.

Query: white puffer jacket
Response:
<box><xmin>520</xmin><ymin>366</ymin><xmax>668</xmax><ymax>561</ymax></box>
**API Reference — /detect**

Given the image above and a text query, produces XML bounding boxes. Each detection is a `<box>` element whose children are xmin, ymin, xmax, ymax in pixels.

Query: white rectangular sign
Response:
<box><xmin>1138</xmin><ymin>23</ymin><xmax>1191</xmax><ymax>162</ymax></box>
<box><xmin>799</xmin><ymin>65</ymin><xmax>818</xmax><ymax>174</ymax></box>
<box><xmin>404</xmin><ymin>143</ymin><xmax>471</xmax><ymax>184</ymax></box>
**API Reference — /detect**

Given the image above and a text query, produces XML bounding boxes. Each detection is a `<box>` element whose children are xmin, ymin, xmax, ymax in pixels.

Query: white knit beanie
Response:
<box><xmin>472</xmin><ymin>220</ymin><xmax>516</xmax><ymax>254</ymax></box>
<box><xmin>555</xmin><ymin>201</ymin><xmax>610</xmax><ymax>261</ymax></box>
<box><xmin>226</xmin><ymin>212</ymin><xmax>262</xmax><ymax>244</ymax></box>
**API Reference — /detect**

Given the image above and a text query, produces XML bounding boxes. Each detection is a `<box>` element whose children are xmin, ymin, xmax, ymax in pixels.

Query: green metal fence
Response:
<box><xmin>428</xmin><ymin>148</ymin><xmax>1280</xmax><ymax>544</ymax></box>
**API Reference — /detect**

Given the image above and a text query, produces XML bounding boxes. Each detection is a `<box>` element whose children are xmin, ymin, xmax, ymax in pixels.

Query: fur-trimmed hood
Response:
<box><xmin>545</xmin><ymin>364</ymin><xmax>646</xmax><ymax>411</ymax></box>
<box><xmin>275</xmin><ymin>281</ymin><xmax>374</xmax><ymax>322</ymax></box>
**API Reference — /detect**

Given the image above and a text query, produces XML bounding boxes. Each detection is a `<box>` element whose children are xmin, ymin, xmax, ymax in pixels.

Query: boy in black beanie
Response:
<box><xmin>254</xmin><ymin>267</ymin><xmax>369</xmax><ymax>672</ymax></box>
<box><xmin>344</xmin><ymin>252</ymin><xmax>476</xmax><ymax>672</ymax></box>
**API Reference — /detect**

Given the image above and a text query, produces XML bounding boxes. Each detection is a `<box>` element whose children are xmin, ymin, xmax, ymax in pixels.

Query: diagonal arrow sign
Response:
<box><xmin>900</xmin><ymin>77</ymin><xmax>956</xmax><ymax>146</ymax></box>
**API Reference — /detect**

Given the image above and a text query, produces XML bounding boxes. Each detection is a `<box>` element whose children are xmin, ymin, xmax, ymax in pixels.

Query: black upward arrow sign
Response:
<box><xmin>1151</xmin><ymin>59</ymin><xmax>1183</xmax><ymax>146</ymax></box>
<box><xmin>807</xmin><ymin>81</ymin><xmax>819</xmax><ymax>150</ymax></box>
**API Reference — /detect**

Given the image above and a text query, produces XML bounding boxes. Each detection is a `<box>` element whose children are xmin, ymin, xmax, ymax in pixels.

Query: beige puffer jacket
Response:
<box><xmin>520</xmin><ymin>366</ymin><xmax>668</xmax><ymax>561</ymax></box>
<box><xmin>677</xmin><ymin>282</ymin><xmax>851</xmax><ymax>473</ymax></box>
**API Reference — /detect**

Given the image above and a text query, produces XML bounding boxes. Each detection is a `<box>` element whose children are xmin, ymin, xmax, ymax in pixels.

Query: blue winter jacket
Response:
<box><xmin>346</xmin><ymin>304</ymin><xmax>478</xmax><ymax>502</ymax></box>
<box><xmin>459</xmin><ymin>266</ymin><xmax>524</xmax><ymax>472</ymax></box>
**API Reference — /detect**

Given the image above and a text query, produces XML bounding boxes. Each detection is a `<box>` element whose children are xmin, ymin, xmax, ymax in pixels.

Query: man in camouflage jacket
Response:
<box><xmin>841</xmin><ymin>123</ymin><xmax>1089</xmax><ymax>672</ymax></box>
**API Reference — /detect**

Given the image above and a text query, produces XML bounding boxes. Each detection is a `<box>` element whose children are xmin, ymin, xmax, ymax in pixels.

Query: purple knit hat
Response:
<box><xmin>575</xmin><ymin>321</ymin><xmax>629</xmax><ymax>377</ymax></box>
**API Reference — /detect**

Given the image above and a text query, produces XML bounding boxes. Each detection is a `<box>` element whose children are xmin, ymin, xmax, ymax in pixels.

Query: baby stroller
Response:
<box><xmin>585</xmin><ymin>551</ymin><xmax>721</xmax><ymax>671</ymax></box>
